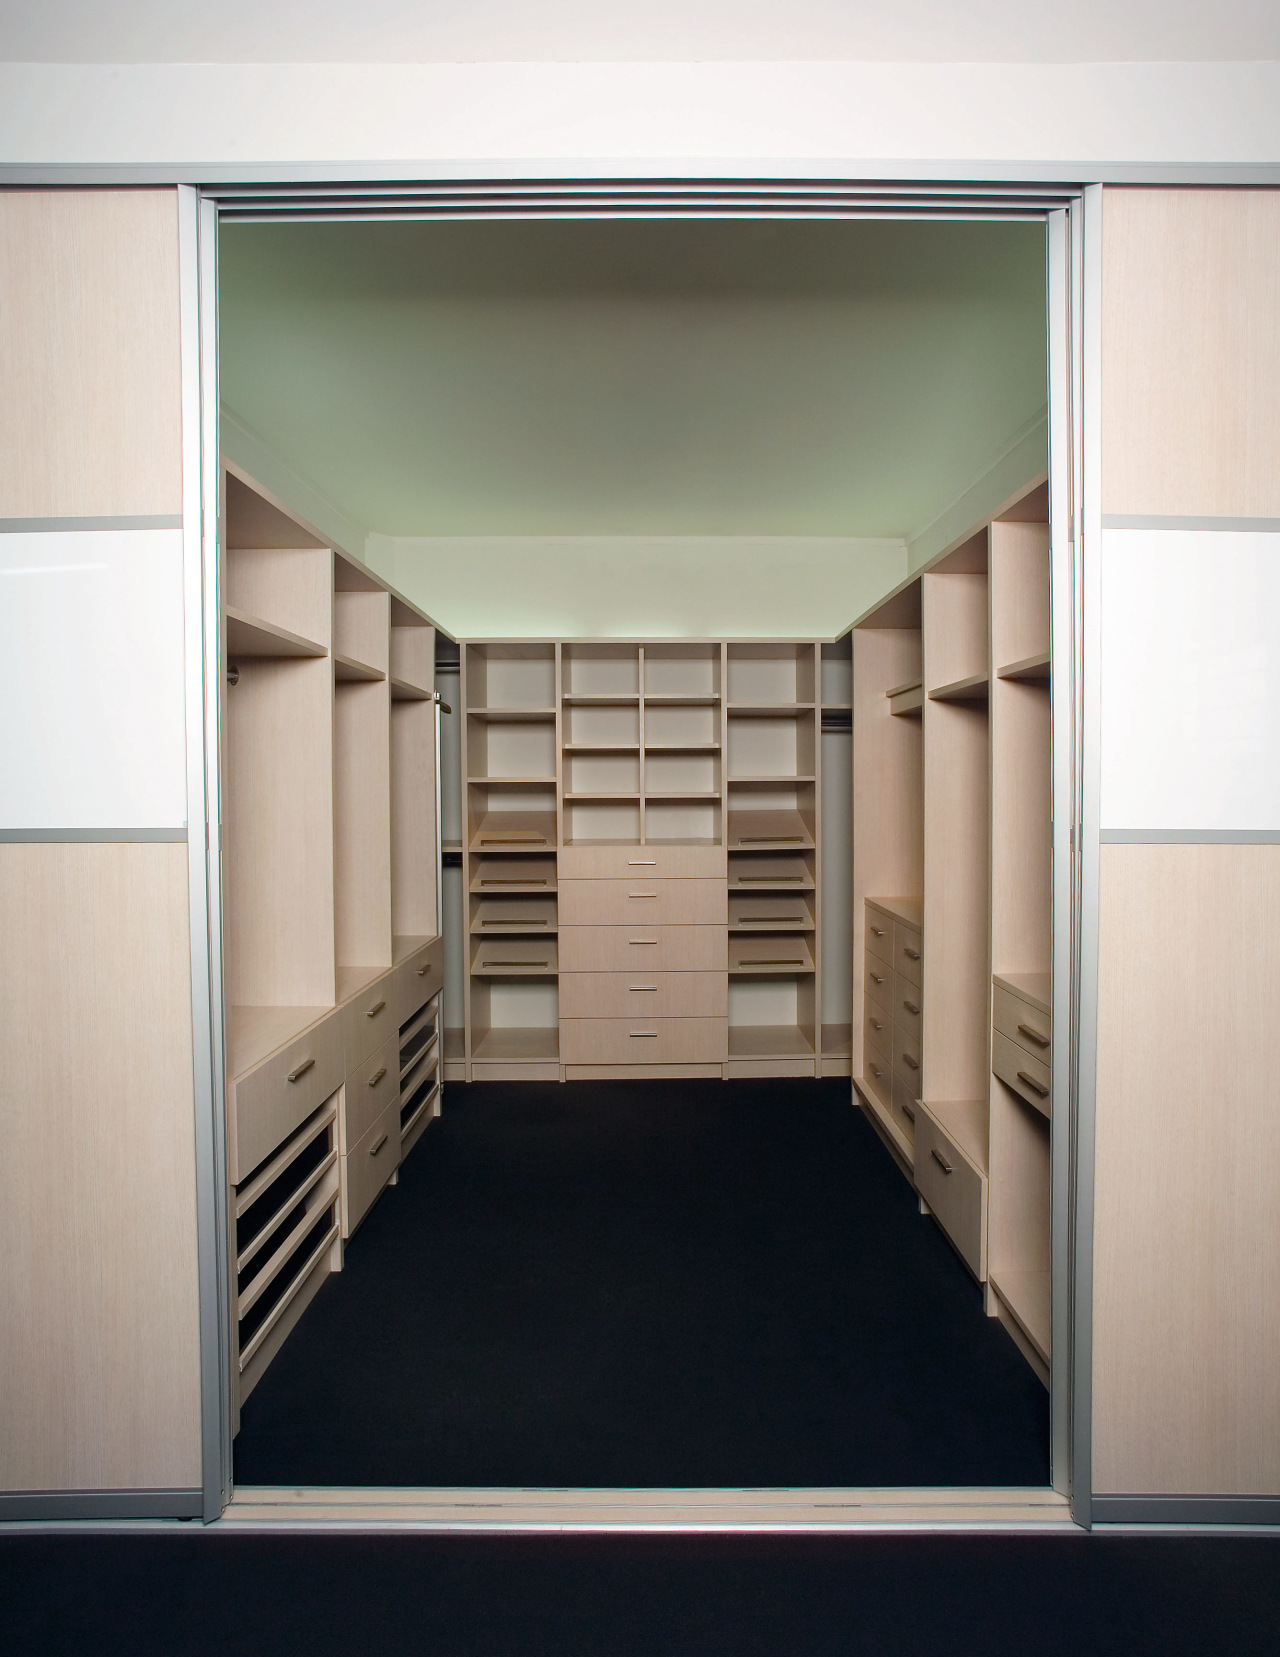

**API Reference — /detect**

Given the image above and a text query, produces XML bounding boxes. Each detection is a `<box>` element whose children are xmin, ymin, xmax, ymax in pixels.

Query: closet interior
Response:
<box><xmin>852</xmin><ymin>487</ymin><xmax>1052</xmax><ymax>1381</ymax></box>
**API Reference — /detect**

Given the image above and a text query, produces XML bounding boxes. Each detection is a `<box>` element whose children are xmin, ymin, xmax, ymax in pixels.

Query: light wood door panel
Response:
<box><xmin>1093</xmin><ymin>843</ymin><xmax>1280</xmax><ymax>1496</ymax></box>
<box><xmin>0</xmin><ymin>843</ymin><xmax>202</xmax><ymax>1491</ymax></box>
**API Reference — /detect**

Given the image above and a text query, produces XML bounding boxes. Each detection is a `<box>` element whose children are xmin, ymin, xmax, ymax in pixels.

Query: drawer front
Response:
<box><xmin>890</xmin><ymin>1023</ymin><xmax>923</xmax><ymax>1093</ymax></box>
<box><xmin>232</xmin><ymin>1010</ymin><xmax>345</xmax><ymax>1184</ymax></box>
<box><xmin>863</xmin><ymin>1003</ymin><xmax>892</xmax><ymax>1067</ymax></box>
<box><xmin>992</xmin><ymin>985</ymin><xmax>1051</xmax><ymax>1064</ymax></box>
<box><xmin>343</xmin><ymin>1033</ymin><xmax>400</xmax><ymax>1151</ymax></box>
<box><xmin>864</xmin><ymin>949</ymin><xmax>894</xmax><ymax>1015</ymax></box>
<box><xmin>891</xmin><ymin>1072</ymin><xmax>920</xmax><ymax>1147</ymax></box>
<box><xmin>342</xmin><ymin>1097</ymin><xmax>401</xmax><ymax>1237</ymax></box>
<box><xmin>560</xmin><ymin>1016</ymin><xmax>727</xmax><ymax>1066</ymax></box>
<box><xmin>865</xmin><ymin>907</ymin><xmax>894</xmax><ymax>966</ymax></box>
<box><xmin>396</xmin><ymin>936</ymin><xmax>444</xmax><ymax>1027</ymax></box>
<box><xmin>559</xmin><ymin>877</ymin><xmax>726</xmax><ymax>927</ymax></box>
<box><xmin>342</xmin><ymin>974</ymin><xmax>399</xmax><ymax>1072</ymax></box>
<box><xmin>914</xmin><ymin>1108</ymin><xmax>986</xmax><ymax>1280</ymax></box>
<box><xmin>560</xmin><ymin>970</ymin><xmax>727</xmax><ymax>1020</ymax></box>
<box><xmin>894</xmin><ymin>922</ymin><xmax>923</xmax><ymax>988</ymax></box>
<box><xmin>893</xmin><ymin>975</ymin><xmax>924</xmax><ymax>1042</ymax></box>
<box><xmin>558</xmin><ymin>843</ymin><xmax>726</xmax><ymax>881</ymax></box>
<box><xmin>559</xmin><ymin>924</ymin><xmax>727</xmax><ymax>973</ymax></box>
<box><xmin>992</xmin><ymin>1030</ymin><xmax>1051</xmax><ymax>1117</ymax></box>
<box><xmin>864</xmin><ymin>1049</ymin><xmax>894</xmax><ymax>1108</ymax></box>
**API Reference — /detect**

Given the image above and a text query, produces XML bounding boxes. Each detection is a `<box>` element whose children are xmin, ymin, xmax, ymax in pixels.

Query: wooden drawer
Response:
<box><xmin>864</xmin><ymin>1049</ymin><xmax>894</xmax><ymax>1108</ymax></box>
<box><xmin>560</xmin><ymin>1016</ymin><xmax>727</xmax><ymax>1066</ymax></box>
<box><xmin>992</xmin><ymin>984</ymin><xmax>1051</xmax><ymax>1064</ymax></box>
<box><xmin>914</xmin><ymin>1106</ymin><xmax>986</xmax><ymax>1280</ymax></box>
<box><xmin>890</xmin><ymin>1023</ymin><xmax>922</xmax><ymax>1093</ymax></box>
<box><xmin>864</xmin><ymin>949</ymin><xmax>893</xmax><ymax>1015</ymax></box>
<box><xmin>341</xmin><ymin>973</ymin><xmax>399</xmax><ymax>1072</ymax></box>
<box><xmin>342</xmin><ymin>1033</ymin><xmax>400</xmax><ymax>1152</ymax></box>
<box><xmin>865</xmin><ymin>906</ymin><xmax>894</xmax><ymax>966</ymax></box>
<box><xmin>894</xmin><ymin>921</ymin><xmax>923</xmax><ymax>988</ymax></box>
<box><xmin>864</xmin><ymin>1003</ymin><xmax>892</xmax><ymax>1066</ymax></box>
<box><xmin>560</xmin><ymin>971</ymin><xmax>727</xmax><ymax>1019</ymax></box>
<box><xmin>893</xmin><ymin>975</ymin><xmax>923</xmax><ymax>1042</ymax></box>
<box><xmin>559</xmin><ymin>877</ymin><xmax>726</xmax><ymax>927</ymax></box>
<box><xmin>231</xmin><ymin>1009</ymin><xmax>345</xmax><ymax>1185</ymax></box>
<box><xmin>395</xmin><ymin>936</ymin><xmax>443</xmax><ymax>1027</ymax></box>
<box><xmin>341</xmin><ymin>1096</ymin><xmax>401</xmax><ymax>1238</ymax></box>
<box><xmin>992</xmin><ymin>1030</ymin><xmax>1051</xmax><ymax>1117</ymax></box>
<box><xmin>559</xmin><ymin>924</ymin><xmax>727</xmax><ymax>973</ymax></box>
<box><xmin>558</xmin><ymin>843</ymin><xmax>726</xmax><ymax>880</ymax></box>
<box><xmin>891</xmin><ymin>1072</ymin><xmax>920</xmax><ymax>1147</ymax></box>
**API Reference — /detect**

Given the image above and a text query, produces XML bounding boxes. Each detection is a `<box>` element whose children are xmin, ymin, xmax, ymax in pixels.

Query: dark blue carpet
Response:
<box><xmin>233</xmin><ymin>1079</ymin><xmax>1048</xmax><ymax>1488</ymax></box>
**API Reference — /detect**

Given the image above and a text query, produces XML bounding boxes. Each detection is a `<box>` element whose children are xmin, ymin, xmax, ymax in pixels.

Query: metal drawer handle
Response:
<box><xmin>366</xmin><ymin>999</ymin><xmax>386</xmax><ymax>1018</ymax></box>
<box><xmin>1017</xmin><ymin>1022</ymin><xmax>1050</xmax><ymax>1049</ymax></box>
<box><xmin>369</xmin><ymin>1133</ymin><xmax>388</xmax><ymax>1156</ymax></box>
<box><xmin>483</xmin><ymin>918</ymin><xmax>546</xmax><ymax>926</ymax></box>
<box><xmin>368</xmin><ymin>1067</ymin><xmax>387</xmax><ymax>1087</ymax></box>
<box><xmin>931</xmin><ymin>1148</ymin><xmax>953</xmax><ymax>1175</ymax></box>
<box><xmin>901</xmin><ymin>1103</ymin><xmax>916</xmax><ymax>1123</ymax></box>
<box><xmin>628</xmin><ymin>859</ymin><xmax>657</xmax><ymax>865</ymax></box>
<box><xmin>870</xmin><ymin>926</ymin><xmax>886</xmax><ymax>937</ymax></box>
<box><xmin>417</xmin><ymin>964</ymin><xmax>430</xmax><ymax>975</ymax></box>
<box><xmin>869</xmin><ymin>971</ymin><xmax>885</xmax><ymax>985</ymax></box>
<box><xmin>630</xmin><ymin>1031</ymin><xmax>658</xmax><ymax>1038</ymax></box>
<box><xmin>629</xmin><ymin>985</ymin><xmax>658</xmax><ymax>992</ymax></box>
<box><xmin>903</xmin><ymin>1000</ymin><xmax>920</xmax><ymax>1016</ymax></box>
<box><xmin>629</xmin><ymin>891</ymin><xmax>658</xmax><ymax>898</ymax></box>
<box><xmin>286</xmin><ymin>1057</ymin><xmax>315</xmax><ymax>1084</ymax></box>
<box><xmin>1016</xmin><ymin>1070</ymin><xmax>1050</xmax><ymax>1098</ymax></box>
<box><xmin>483</xmin><ymin>959</ymin><xmax>548</xmax><ymax>967</ymax></box>
<box><xmin>870</xmin><ymin>1018</ymin><xmax>884</xmax><ymax>1031</ymax></box>
<box><xmin>870</xmin><ymin>1064</ymin><xmax>885</xmax><ymax>1079</ymax></box>
<box><xmin>481</xmin><ymin>878</ymin><xmax>546</xmax><ymax>885</ymax></box>
<box><xmin>903</xmin><ymin>947</ymin><xmax>921</xmax><ymax>961</ymax></box>
<box><xmin>629</xmin><ymin>938</ymin><xmax>658</xmax><ymax>945</ymax></box>
<box><xmin>901</xmin><ymin>1053</ymin><xmax>919</xmax><ymax>1071</ymax></box>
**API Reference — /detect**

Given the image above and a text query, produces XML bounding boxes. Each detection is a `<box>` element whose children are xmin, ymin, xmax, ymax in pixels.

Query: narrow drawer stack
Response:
<box><xmin>992</xmin><ymin>974</ymin><xmax>1051</xmax><ymax>1117</ymax></box>
<box><xmin>559</xmin><ymin>843</ymin><xmax>728</xmax><ymax>1077</ymax></box>
<box><xmin>862</xmin><ymin>898</ymin><xmax>924</xmax><ymax>1156</ymax></box>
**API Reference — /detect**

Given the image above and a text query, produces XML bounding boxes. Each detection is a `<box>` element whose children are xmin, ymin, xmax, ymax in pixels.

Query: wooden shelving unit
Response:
<box><xmin>850</xmin><ymin>481</ymin><xmax>1051</xmax><ymax>1385</ymax></box>
<box><xmin>462</xmin><ymin>643</ymin><xmax>560</xmax><ymax>1078</ymax></box>
<box><xmin>220</xmin><ymin>463</ymin><xmax>447</xmax><ymax>1422</ymax></box>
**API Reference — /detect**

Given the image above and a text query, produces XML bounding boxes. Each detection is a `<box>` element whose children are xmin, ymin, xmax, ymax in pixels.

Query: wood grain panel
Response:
<box><xmin>1102</xmin><ymin>188</ymin><xmax>1280</xmax><ymax>518</ymax></box>
<box><xmin>0</xmin><ymin>190</ymin><xmax>182</xmax><ymax>518</ymax></box>
<box><xmin>1093</xmin><ymin>843</ymin><xmax>1280</xmax><ymax>1495</ymax></box>
<box><xmin>0</xmin><ymin>843</ymin><xmax>201</xmax><ymax>1491</ymax></box>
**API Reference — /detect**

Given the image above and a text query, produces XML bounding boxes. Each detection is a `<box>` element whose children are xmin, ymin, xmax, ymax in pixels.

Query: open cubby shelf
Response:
<box><xmin>728</xmin><ymin>1025</ymin><xmax>816</xmax><ymax>1058</ymax></box>
<box><xmin>226</xmin><ymin>605</ymin><xmax>327</xmax><ymax>660</ymax></box>
<box><xmin>472</xmin><ymin>1028</ymin><xmax>560</xmax><ymax>1062</ymax></box>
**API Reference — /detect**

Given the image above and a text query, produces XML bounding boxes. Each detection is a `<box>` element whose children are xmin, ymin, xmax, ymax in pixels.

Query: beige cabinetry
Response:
<box><xmin>458</xmin><ymin>639</ymin><xmax>851</xmax><ymax>1081</ymax></box>
<box><xmin>852</xmin><ymin>482</ymin><xmax>1051</xmax><ymax>1384</ymax></box>
<box><xmin>222</xmin><ymin>465</ymin><xmax>446</xmax><ymax>1416</ymax></box>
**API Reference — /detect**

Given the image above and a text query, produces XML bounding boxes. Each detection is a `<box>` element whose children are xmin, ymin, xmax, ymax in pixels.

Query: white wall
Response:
<box><xmin>368</xmin><ymin>534</ymin><xmax>905</xmax><ymax>640</ymax></box>
<box><xmin>1</xmin><ymin>61</ymin><xmax>1280</xmax><ymax>174</ymax></box>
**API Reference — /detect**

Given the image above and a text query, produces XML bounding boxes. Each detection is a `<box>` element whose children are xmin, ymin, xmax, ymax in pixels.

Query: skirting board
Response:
<box><xmin>470</xmin><ymin>1060</ymin><xmax>561</xmax><ymax>1082</ymax></box>
<box><xmin>0</xmin><ymin>1488</ymin><xmax>203</xmax><ymax>1521</ymax></box>
<box><xmin>222</xmin><ymin>1485</ymin><xmax>1077</xmax><ymax>1533</ymax></box>
<box><xmin>726</xmin><ymin>1058</ymin><xmax>816</xmax><ymax>1079</ymax></box>
<box><xmin>564</xmin><ymin>1063</ymin><xmax>723</xmax><ymax>1081</ymax></box>
<box><xmin>1092</xmin><ymin>1495</ymin><xmax>1280</xmax><ymax>1526</ymax></box>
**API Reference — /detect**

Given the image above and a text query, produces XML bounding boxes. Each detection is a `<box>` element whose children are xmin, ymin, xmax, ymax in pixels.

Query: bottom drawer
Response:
<box><xmin>341</xmin><ymin>1097</ymin><xmax>401</xmax><ymax>1238</ymax></box>
<box><xmin>914</xmin><ymin>1108</ymin><xmax>986</xmax><ymax>1280</ymax></box>
<box><xmin>992</xmin><ymin>1030</ymin><xmax>1051</xmax><ymax>1117</ymax></box>
<box><xmin>560</xmin><ymin>1016</ymin><xmax>727</xmax><ymax>1066</ymax></box>
<box><xmin>891</xmin><ymin>1072</ymin><xmax>919</xmax><ymax>1148</ymax></box>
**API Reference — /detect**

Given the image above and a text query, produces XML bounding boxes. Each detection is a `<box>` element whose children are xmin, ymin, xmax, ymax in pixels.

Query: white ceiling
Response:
<box><xmin>2</xmin><ymin>1</ymin><xmax>1277</xmax><ymax>63</ymax></box>
<box><xmin>219</xmin><ymin>216</ymin><xmax>1047</xmax><ymax>541</ymax></box>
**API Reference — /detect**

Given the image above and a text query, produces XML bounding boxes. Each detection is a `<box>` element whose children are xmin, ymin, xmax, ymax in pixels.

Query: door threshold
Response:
<box><xmin>223</xmin><ymin>1485</ymin><xmax>1077</xmax><ymax>1533</ymax></box>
